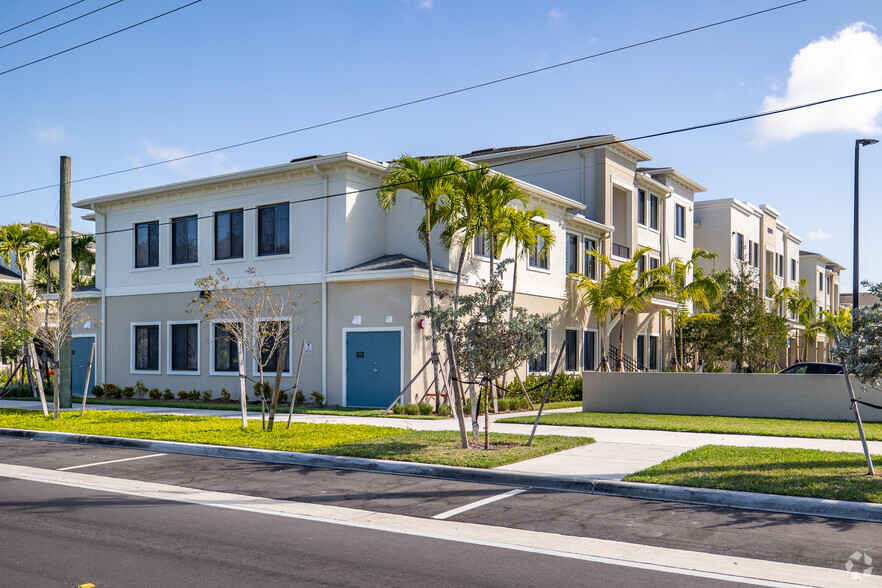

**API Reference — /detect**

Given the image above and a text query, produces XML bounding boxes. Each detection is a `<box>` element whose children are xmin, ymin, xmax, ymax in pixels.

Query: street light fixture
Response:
<box><xmin>853</xmin><ymin>138</ymin><xmax>878</xmax><ymax>310</ymax></box>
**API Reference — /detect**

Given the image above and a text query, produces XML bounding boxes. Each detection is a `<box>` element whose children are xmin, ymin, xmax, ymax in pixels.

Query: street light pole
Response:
<box><xmin>854</xmin><ymin>138</ymin><xmax>878</xmax><ymax>310</ymax></box>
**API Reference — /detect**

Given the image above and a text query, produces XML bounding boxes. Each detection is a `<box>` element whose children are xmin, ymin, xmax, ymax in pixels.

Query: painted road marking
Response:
<box><xmin>57</xmin><ymin>453</ymin><xmax>165</xmax><ymax>471</ymax></box>
<box><xmin>432</xmin><ymin>488</ymin><xmax>527</xmax><ymax>520</ymax></box>
<box><xmin>0</xmin><ymin>462</ymin><xmax>858</xmax><ymax>588</ymax></box>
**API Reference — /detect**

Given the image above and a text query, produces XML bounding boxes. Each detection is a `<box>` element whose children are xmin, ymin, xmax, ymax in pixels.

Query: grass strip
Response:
<box><xmin>624</xmin><ymin>445</ymin><xmax>882</xmax><ymax>503</ymax></box>
<box><xmin>498</xmin><ymin>411</ymin><xmax>882</xmax><ymax>440</ymax></box>
<box><xmin>0</xmin><ymin>409</ymin><xmax>592</xmax><ymax>469</ymax></box>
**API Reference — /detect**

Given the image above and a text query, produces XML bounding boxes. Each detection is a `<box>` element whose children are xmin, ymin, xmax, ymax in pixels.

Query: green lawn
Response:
<box><xmin>0</xmin><ymin>409</ymin><xmax>592</xmax><ymax>469</ymax></box>
<box><xmin>625</xmin><ymin>445</ymin><xmax>882</xmax><ymax>503</ymax></box>
<box><xmin>498</xmin><ymin>411</ymin><xmax>882</xmax><ymax>440</ymax></box>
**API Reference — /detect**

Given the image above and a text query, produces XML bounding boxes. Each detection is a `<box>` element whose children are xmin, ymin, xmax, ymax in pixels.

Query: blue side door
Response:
<box><xmin>71</xmin><ymin>337</ymin><xmax>97</xmax><ymax>397</ymax></box>
<box><xmin>346</xmin><ymin>331</ymin><xmax>401</xmax><ymax>408</ymax></box>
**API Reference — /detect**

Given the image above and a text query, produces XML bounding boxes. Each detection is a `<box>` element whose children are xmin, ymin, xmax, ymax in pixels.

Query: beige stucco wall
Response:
<box><xmin>582</xmin><ymin>372</ymin><xmax>882</xmax><ymax>421</ymax></box>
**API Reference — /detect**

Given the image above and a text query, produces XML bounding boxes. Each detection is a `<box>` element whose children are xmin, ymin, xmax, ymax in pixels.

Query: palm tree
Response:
<box><xmin>377</xmin><ymin>155</ymin><xmax>464</xmax><ymax>412</ymax></box>
<box><xmin>785</xmin><ymin>277</ymin><xmax>816</xmax><ymax>362</ymax></box>
<box><xmin>0</xmin><ymin>224</ymin><xmax>41</xmax><ymax>393</ymax></box>
<box><xmin>502</xmin><ymin>204</ymin><xmax>553</xmax><ymax>315</ymax></box>
<box><xmin>667</xmin><ymin>248</ymin><xmax>721</xmax><ymax>370</ymax></box>
<box><xmin>576</xmin><ymin>246</ymin><xmax>670</xmax><ymax>371</ymax></box>
<box><xmin>71</xmin><ymin>234</ymin><xmax>95</xmax><ymax>287</ymax></box>
<box><xmin>574</xmin><ymin>270</ymin><xmax>617</xmax><ymax>371</ymax></box>
<box><xmin>439</xmin><ymin>165</ymin><xmax>487</xmax><ymax>301</ymax></box>
<box><xmin>32</xmin><ymin>228</ymin><xmax>59</xmax><ymax>292</ymax></box>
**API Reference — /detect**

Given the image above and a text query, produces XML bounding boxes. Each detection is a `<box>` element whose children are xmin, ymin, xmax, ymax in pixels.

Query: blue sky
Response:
<box><xmin>2</xmin><ymin>0</ymin><xmax>882</xmax><ymax>290</ymax></box>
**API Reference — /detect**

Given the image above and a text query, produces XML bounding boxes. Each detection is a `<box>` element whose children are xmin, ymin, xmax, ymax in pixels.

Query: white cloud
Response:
<box><xmin>34</xmin><ymin>123</ymin><xmax>69</xmax><ymax>145</ymax></box>
<box><xmin>548</xmin><ymin>7</ymin><xmax>566</xmax><ymax>27</ymax></box>
<box><xmin>417</xmin><ymin>0</ymin><xmax>433</xmax><ymax>9</ymax></box>
<box><xmin>754</xmin><ymin>23</ymin><xmax>882</xmax><ymax>143</ymax></box>
<box><xmin>808</xmin><ymin>230</ymin><xmax>831</xmax><ymax>240</ymax></box>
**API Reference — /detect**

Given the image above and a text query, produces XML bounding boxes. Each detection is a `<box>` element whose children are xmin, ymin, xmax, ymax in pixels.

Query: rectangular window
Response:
<box><xmin>134</xmin><ymin>324</ymin><xmax>159</xmax><ymax>371</ymax></box>
<box><xmin>473</xmin><ymin>233</ymin><xmax>488</xmax><ymax>257</ymax></box>
<box><xmin>649</xmin><ymin>194</ymin><xmax>659</xmax><ymax>230</ymax></box>
<box><xmin>649</xmin><ymin>336</ymin><xmax>659</xmax><ymax>370</ymax></box>
<box><xmin>257</xmin><ymin>203</ymin><xmax>290</xmax><ymax>256</ymax></box>
<box><xmin>637</xmin><ymin>255</ymin><xmax>646</xmax><ymax>275</ymax></box>
<box><xmin>134</xmin><ymin>221</ymin><xmax>159</xmax><ymax>268</ymax></box>
<box><xmin>649</xmin><ymin>257</ymin><xmax>660</xmax><ymax>271</ymax></box>
<box><xmin>214</xmin><ymin>209</ymin><xmax>243</xmax><ymax>260</ymax></box>
<box><xmin>260</xmin><ymin>321</ymin><xmax>291</xmax><ymax>373</ymax></box>
<box><xmin>566</xmin><ymin>234</ymin><xmax>578</xmax><ymax>274</ymax></box>
<box><xmin>636</xmin><ymin>334</ymin><xmax>646</xmax><ymax>369</ymax></box>
<box><xmin>791</xmin><ymin>259</ymin><xmax>797</xmax><ymax>281</ymax></box>
<box><xmin>819</xmin><ymin>272</ymin><xmax>823</xmax><ymax>291</ymax></box>
<box><xmin>171</xmin><ymin>215</ymin><xmax>198</xmax><ymax>265</ymax></box>
<box><xmin>528</xmin><ymin>330</ymin><xmax>548</xmax><ymax>372</ymax></box>
<box><xmin>170</xmin><ymin>323</ymin><xmax>198</xmax><ymax>372</ymax></box>
<box><xmin>753</xmin><ymin>242</ymin><xmax>760</xmax><ymax>268</ymax></box>
<box><xmin>735</xmin><ymin>233</ymin><xmax>744</xmax><ymax>261</ymax></box>
<box><xmin>675</xmin><ymin>204</ymin><xmax>685</xmax><ymax>238</ymax></box>
<box><xmin>583</xmin><ymin>331</ymin><xmax>596</xmax><ymax>371</ymax></box>
<box><xmin>637</xmin><ymin>189</ymin><xmax>646</xmax><ymax>226</ymax></box>
<box><xmin>584</xmin><ymin>238</ymin><xmax>597</xmax><ymax>280</ymax></box>
<box><xmin>213</xmin><ymin>323</ymin><xmax>239</xmax><ymax>372</ymax></box>
<box><xmin>528</xmin><ymin>223</ymin><xmax>548</xmax><ymax>269</ymax></box>
<box><xmin>565</xmin><ymin>329</ymin><xmax>578</xmax><ymax>372</ymax></box>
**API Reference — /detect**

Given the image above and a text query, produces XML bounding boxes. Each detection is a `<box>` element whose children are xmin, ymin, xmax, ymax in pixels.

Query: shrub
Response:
<box><xmin>277</xmin><ymin>390</ymin><xmax>288</xmax><ymax>404</ymax></box>
<box><xmin>220</xmin><ymin>388</ymin><xmax>231</xmax><ymax>402</ymax></box>
<box><xmin>121</xmin><ymin>386</ymin><xmax>135</xmax><ymax>399</ymax></box>
<box><xmin>162</xmin><ymin>389</ymin><xmax>174</xmax><ymax>400</ymax></box>
<box><xmin>392</xmin><ymin>402</ymin><xmax>404</xmax><ymax>415</ymax></box>
<box><xmin>91</xmin><ymin>384</ymin><xmax>104</xmax><ymax>398</ymax></box>
<box><xmin>403</xmin><ymin>403</ymin><xmax>419</xmax><ymax>415</ymax></box>
<box><xmin>510</xmin><ymin>373</ymin><xmax>582</xmax><ymax>404</ymax></box>
<box><xmin>253</xmin><ymin>382</ymin><xmax>271</xmax><ymax>401</ymax></box>
<box><xmin>135</xmin><ymin>380</ymin><xmax>148</xmax><ymax>399</ymax></box>
<box><xmin>148</xmin><ymin>388</ymin><xmax>161</xmax><ymax>400</ymax></box>
<box><xmin>202</xmin><ymin>389</ymin><xmax>213</xmax><ymax>402</ymax></box>
<box><xmin>310</xmin><ymin>391</ymin><xmax>324</xmax><ymax>406</ymax></box>
<box><xmin>104</xmin><ymin>383</ymin><xmax>121</xmax><ymax>399</ymax></box>
<box><xmin>294</xmin><ymin>390</ymin><xmax>305</xmax><ymax>405</ymax></box>
<box><xmin>418</xmin><ymin>402</ymin><xmax>433</xmax><ymax>416</ymax></box>
<box><xmin>497</xmin><ymin>397</ymin><xmax>509</xmax><ymax>412</ymax></box>
<box><xmin>187</xmin><ymin>390</ymin><xmax>201</xmax><ymax>401</ymax></box>
<box><xmin>437</xmin><ymin>403</ymin><xmax>452</xmax><ymax>417</ymax></box>
<box><xmin>177</xmin><ymin>390</ymin><xmax>188</xmax><ymax>400</ymax></box>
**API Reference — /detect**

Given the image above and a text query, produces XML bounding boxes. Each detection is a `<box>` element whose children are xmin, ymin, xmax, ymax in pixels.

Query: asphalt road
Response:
<box><xmin>0</xmin><ymin>437</ymin><xmax>879</xmax><ymax>587</ymax></box>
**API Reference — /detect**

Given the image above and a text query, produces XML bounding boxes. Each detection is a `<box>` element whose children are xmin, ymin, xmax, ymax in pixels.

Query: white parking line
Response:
<box><xmin>0</xmin><ymin>462</ymin><xmax>859</xmax><ymax>587</ymax></box>
<box><xmin>57</xmin><ymin>453</ymin><xmax>165</xmax><ymax>471</ymax></box>
<box><xmin>432</xmin><ymin>488</ymin><xmax>527</xmax><ymax>520</ymax></box>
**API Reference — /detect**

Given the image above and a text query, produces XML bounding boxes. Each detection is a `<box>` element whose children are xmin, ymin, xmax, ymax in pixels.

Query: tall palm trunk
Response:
<box><xmin>424</xmin><ymin>208</ymin><xmax>443</xmax><ymax>414</ymax></box>
<box><xmin>17</xmin><ymin>263</ymin><xmax>36</xmax><ymax>396</ymax></box>
<box><xmin>453</xmin><ymin>246</ymin><xmax>468</xmax><ymax>311</ymax></box>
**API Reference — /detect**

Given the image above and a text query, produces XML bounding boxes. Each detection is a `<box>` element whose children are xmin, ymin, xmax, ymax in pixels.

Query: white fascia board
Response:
<box><xmin>649</xmin><ymin>297</ymin><xmax>681</xmax><ymax>310</ymax></box>
<box><xmin>566</xmin><ymin>214</ymin><xmax>613</xmax><ymax>235</ymax></box>
<box><xmin>468</xmin><ymin>135</ymin><xmax>652</xmax><ymax>165</ymax></box>
<box><xmin>326</xmin><ymin>268</ymin><xmax>457</xmax><ymax>284</ymax></box>
<box><xmin>74</xmin><ymin>153</ymin><xmax>388</xmax><ymax>210</ymax></box>
<box><xmin>648</xmin><ymin>168</ymin><xmax>707</xmax><ymax>193</ymax></box>
<box><xmin>636</xmin><ymin>174</ymin><xmax>671</xmax><ymax>195</ymax></box>
<box><xmin>759</xmin><ymin>204</ymin><xmax>781</xmax><ymax>218</ymax></box>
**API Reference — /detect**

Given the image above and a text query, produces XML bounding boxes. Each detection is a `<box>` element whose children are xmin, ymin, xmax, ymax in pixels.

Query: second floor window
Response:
<box><xmin>584</xmin><ymin>238</ymin><xmax>597</xmax><ymax>280</ymax></box>
<box><xmin>637</xmin><ymin>189</ymin><xmax>646</xmax><ymax>225</ymax></box>
<box><xmin>258</xmin><ymin>203</ymin><xmax>290</xmax><ymax>256</ymax></box>
<box><xmin>649</xmin><ymin>194</ymin><xmax>659</xmax><ymax>230</ymax></box>
<box><xmin>819</xmin><ymin>272</ymin><xmax>823</xmax><ymax>291</ymax></box>
<box><xmin>473</xmin><ymin>233</ymin><xmax>496</xmax><ymax>259</ymax></box>
<box><xmin>528</xmin><ymin>223</ymin><xmax>549</xmax><ymax>270</ymax></box>
<box><xmin>675</xmin><ymin>204</ymin><xmax>685</xmax><ymax>238</ymax></box>
<box><xmin>791</xmin><ymin>259</ymin><xmax>797</xmax><ymax>281</ymax></box>
<box><xmin>134</xmin><ymin>221</ymin><xmax>159</xmax><ymax>268</ymax></box>
<box><xmin>650</xmin><ymin>257</ymin><xmax>660</xmax><ymax>271</ymax></box>
<box><xmin>171</xmin><ymin>215</ymin><xmax>198</xmax><ymax>265</ymax></box>
<box><xmin>735</xmin><ymin>233</ymin><xmax>744</xmax><ymax>261</ymax></box>
<box><xmin>215</xmin><ymin>209</ymin><xmax>243</xmax><ymax>260</ymax></box>
<box><xmin>566</xmin><ymin>234</ymin><xmax>578</xmax><ymax>274</ymax></box>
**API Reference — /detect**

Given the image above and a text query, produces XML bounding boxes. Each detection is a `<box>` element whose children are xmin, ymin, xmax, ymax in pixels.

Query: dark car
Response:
<box><xmin>779</xmin><ymin>362</ymin><xmax>843</xmax><ymax>375</ymax></box>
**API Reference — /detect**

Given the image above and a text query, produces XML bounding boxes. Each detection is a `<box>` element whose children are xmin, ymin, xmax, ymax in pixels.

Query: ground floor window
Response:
<box><xmin>259</xmin><ymin>321</ymin><xmax>291</xmax><ymax>374</ymax></box>
<box><xmin>565</xmin><ymin>329</ymin><xmax>578</xmax><ymax>371</ymax></box>
<box><xmin>583</xmin><ymin>331</ymin><xmax>596</xmax><ymax>371</ymax></box>
<box><xmin>133</xmin><ymin>324</ymin><xmax>159</xmax><ymax>372</ymax></box>
<box><xmin>170</xmin><ymin>323</ymin><xmax>199</xmax><ymax>372</ymax></box>
<box><xmin>528</xmin><ymin>330</ymin><xmax>548</xmax><ymax>372</ymax></box>
<box><xmin>649</xmin><ymin>335</ymin><xmax>659</xmax><ymax>371</ymax></box>
<box><xmin>636</xmin><ymin>334</ymin><xmax>646</xmax><ymax>370</ymax></box>
<box><xmin>214</xmin><ymin>323</ymin><xmax>239</xmax><ymax>372</ymax></box>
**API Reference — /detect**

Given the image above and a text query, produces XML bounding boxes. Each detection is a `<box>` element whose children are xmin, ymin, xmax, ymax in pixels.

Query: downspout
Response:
<box><xmin>313</xmin><ymin>164</ymin><xmax>329</xmax><ymax>399</ymax></box>
<box><xmin>98</xmin><ymin>209</ymin><xmax>107</xmax><ymax>386</ymax></box>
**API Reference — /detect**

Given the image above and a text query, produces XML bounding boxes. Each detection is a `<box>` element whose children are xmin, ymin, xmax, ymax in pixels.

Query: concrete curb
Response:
<box><xmin>3</xmin><ymin>427</ymin><xmax>881</xmax><ymax>523</ymax></box>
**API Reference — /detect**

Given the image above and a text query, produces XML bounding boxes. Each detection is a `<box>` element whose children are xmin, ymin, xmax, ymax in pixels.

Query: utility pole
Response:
<box><xmin>58</xmin><ymin>156</ymin><xmax>73</xmax><ymax>409</ymax></box>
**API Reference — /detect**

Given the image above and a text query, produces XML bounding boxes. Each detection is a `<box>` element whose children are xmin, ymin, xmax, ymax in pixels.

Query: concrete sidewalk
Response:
<box><xmin>2</xmin><ymin>399</ymin><xmax>880</xmax><ymax>482</ymax></box>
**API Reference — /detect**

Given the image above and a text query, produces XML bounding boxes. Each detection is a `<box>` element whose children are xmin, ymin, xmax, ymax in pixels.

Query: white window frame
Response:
<box><xmin>252</xmin><ymin>317</ymin><xmax>293</xmax><ymax>377</ymax></box>
<box><xmin>130</xmin><ymin>321</ymin><xmax>161</xmax><ymax>375</ymax></box>
<box><xmin>564</xmin><ymin>327</ymin><xmax>580</xmax><ymax>373</ymax></box>
<box><xmin>584</xmin><ymin>237</ymin><xmax>599</xmax><ymax>281</ymax></box>
<box><xmin>583</xmin><ymin>328</ymin><xmax>599</xmax><ymax>372</ymax></box>
<box><xmin>674</xmin><ymin>203</ymin><xmax>686</xmax><ymax>239</ymax></box>
<box><xmin>167</xmin><ymin>320</ymin><xmax>201</xmax><ymax>376</ymax></box>
<box><xmin>132</xmin><ymin>220</ymin><xmax>161</xmax><ymax>272</ymax></box>
<box><xmin>209</xmin><ymin>320</ymin><xmax>242</xmax><ymax>377</ymax></box>
<box><xmin>211</xmin><ymin>207</ymin><xmax>246</xmax><ymax>263</ymax></box>
<box><xmin>255</xmin><ymin>202</ymin><xmax>293</xmax><ymax>259</ymax></box>
<box><xmin>565</xmin><ymin>233</ymin><xmax>579</xmax><ymax>275</ymax></box>
<box><xmin>168</xmin><ymin>211</ymin><xmax>201</xmax><ymax>268</ymax></box>
<box><xmin>526</xmin><ymin>222</ymin><xmax>551</xmax><ymax>273</ymax></box>
<box><xmin>527</xmin><ymin>328</ymin><xmax>551</xmax><ymax>374</ymax></box>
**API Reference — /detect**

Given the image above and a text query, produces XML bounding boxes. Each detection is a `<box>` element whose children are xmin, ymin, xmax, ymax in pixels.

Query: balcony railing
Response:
<box><xmin>611</xmin><ymin>243</ymin><xmax>630</xmax><ymax>259</ymax></box>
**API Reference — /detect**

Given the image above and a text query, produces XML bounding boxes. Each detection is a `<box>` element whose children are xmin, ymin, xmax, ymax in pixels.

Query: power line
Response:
<box><xmin>79</xmin><ymin>85</ymin><xmax>882</xmax><ymax>241</ymax></box>
<box><xmin>0</xmin><ymin>0</ymin><xmax>201</xmax><ymax>77</ymax></box>
<box><xmin>0</xmin><ymin>0</ymin><xmax>807</xmax><ymax>201</ymax></box>
<box><xmin>0</xmin><ymin>0</ymin><xmax>127</xmax><ymax>52</ymax></box>
<box><xmin>0</xmin><ymin>0</ymin><xmax>86</xmax><ymax>37</ymax></box>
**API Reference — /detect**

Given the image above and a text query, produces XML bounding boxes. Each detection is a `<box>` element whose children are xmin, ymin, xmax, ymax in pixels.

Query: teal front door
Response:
<box><xmin>346</xmin><ymin>331</ymin><xmax>401</xmax><ymax>408</ymax></box>
<box><xmin>71</xmin><ymin>337</ymin><xmax>97</xmax><ymax>397</ymax></box>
